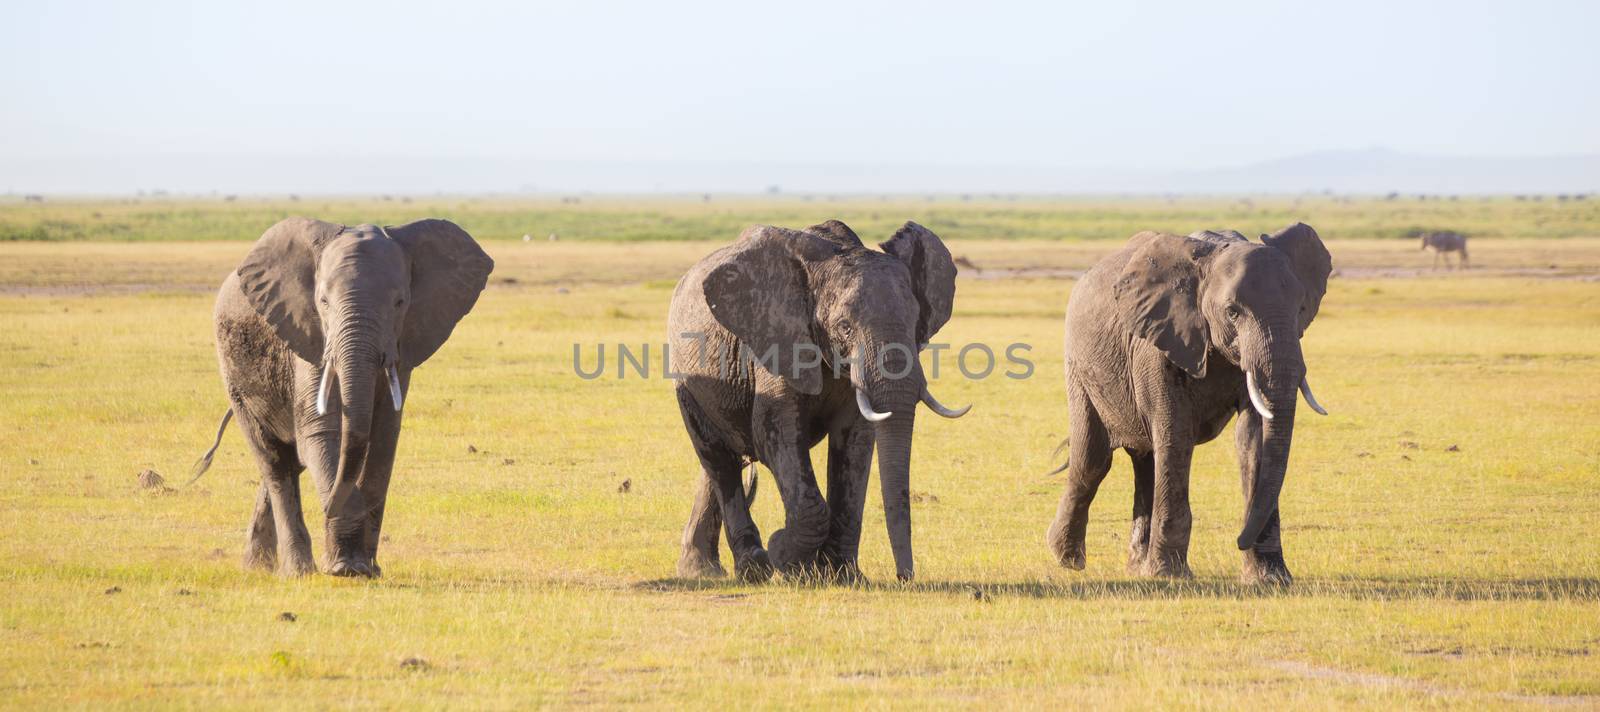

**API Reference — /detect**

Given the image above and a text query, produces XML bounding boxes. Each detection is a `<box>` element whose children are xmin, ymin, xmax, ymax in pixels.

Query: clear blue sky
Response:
<box><xmin>2</xmin><ymin>0</ymin><xmax>1596</xmax><ymax>191</ymax></box>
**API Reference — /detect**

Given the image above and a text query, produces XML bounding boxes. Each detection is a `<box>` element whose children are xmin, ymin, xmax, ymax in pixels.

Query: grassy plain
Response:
<box><xmin>1</xmin><ymin>197</ymin><xmax>1598</xmax><ymax>708</ymax></box>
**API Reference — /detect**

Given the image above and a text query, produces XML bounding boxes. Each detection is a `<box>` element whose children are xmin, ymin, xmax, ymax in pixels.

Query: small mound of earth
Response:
<box><xmin>137</xmin><ymin>469</ymin><xmax>169</xmax><ymax>492</ymax></box>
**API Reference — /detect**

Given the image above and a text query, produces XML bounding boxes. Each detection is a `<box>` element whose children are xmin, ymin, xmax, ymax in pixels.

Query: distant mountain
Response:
<box><xmin>1148</xmin><ymin>148</ymin><xmax>1600</xmax><ymax>195</ymax></box>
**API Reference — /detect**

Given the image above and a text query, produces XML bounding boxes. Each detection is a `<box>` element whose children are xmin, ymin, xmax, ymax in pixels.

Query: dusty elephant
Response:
<box><xmin>193</xmin><ymin>218</ymin><xmax>493</xmax><ymax>577</ymax></box>
<box><xmin>1045</xmin><ymin>224</ymin><xmax>1332</xmax><ymax>584</ymax></box>
<box><xmin>670</xmin><ymin>220</ymin><xmax>970</xmax><ymax>583</ymax></box>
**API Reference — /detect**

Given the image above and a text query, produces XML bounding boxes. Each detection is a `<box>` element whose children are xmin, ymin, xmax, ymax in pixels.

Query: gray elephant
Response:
<box><xmin>670</xmin><ymin>220</ymin><xmax>970</xmax><ymax>583</ymax></box>
<box><xmin>193</xmin><ymin>218</ymin><xmax>493</xmax><ymax>577</ymax></box>
<box><xmin>1419</xmin><ymin>231</ymin><xmax>1468</xmax><ymax>270</ymax></box>
<box><xmin>1045</xmin><ymin>224</ymin><xmax>1331</xmax><ymax>584</ymax></box>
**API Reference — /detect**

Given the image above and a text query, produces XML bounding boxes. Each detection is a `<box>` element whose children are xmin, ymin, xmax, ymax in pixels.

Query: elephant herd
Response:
<box><xmin>194</xmin><ymin>216</ymin><xmax>1333</xmax><ymax>586</ymax></box>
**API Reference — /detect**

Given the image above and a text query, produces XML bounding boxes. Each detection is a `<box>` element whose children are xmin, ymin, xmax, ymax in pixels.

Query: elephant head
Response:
<box><xmin>236</xmin><ymin>218</ymin><xmax>493</xmax><ymax>524</ymax></box>
<box><xmin>701</xmin><ymin>220</ymin><xmax>965</xmax><ymax>580</ymax></box>
<box><xmin>1113</xmin><ymin>223</ymin><xmax>1331</xmax><ymax>551</ymax></box>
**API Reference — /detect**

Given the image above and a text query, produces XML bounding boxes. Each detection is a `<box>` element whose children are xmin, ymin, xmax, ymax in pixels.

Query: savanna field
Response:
<box><xmin>2</xmin><ymin>195</ymin><xmax>1598</xmax><ymax>708</ymax></box>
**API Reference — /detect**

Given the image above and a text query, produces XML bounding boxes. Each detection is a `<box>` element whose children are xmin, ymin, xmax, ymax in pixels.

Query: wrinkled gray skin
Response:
<box><xmin>1420</xmin><ymin>231</ymin><xmax>1469</xmax><ymax>270</ymax></box>
<box><xmin>208</xmin><ymin>217</ymin><xmax>492</xmax><ymax>577</ymax></box>
<box><xmin>1045</xmin><ymin>224</ymin><xmax>1331</xmax><ymax>584</ymax></box>
<box><xmin>670</xmin><ymin>220</ymin><xmax>961</xmax><ymax>583</ymax></box>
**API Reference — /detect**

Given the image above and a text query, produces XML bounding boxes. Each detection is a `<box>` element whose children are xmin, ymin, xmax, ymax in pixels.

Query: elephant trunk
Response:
<box><xmin>324</xmin><ymin>319</ymin><xmax>382</xmax><ymax>523</ymax></box>
<box><xmin>874</xmin><ymin>409</ymin><xmax>917</xmax><ymax>581</ymax></box>
<box><xmin>1237</xmin><ymin>321</ymin><xmax>1304</xmax><ymax>550</ymax></box>
<box><xmin>849</xmin><ymin>338</ymin><xmax>923</xmax><ymax>581</ymax></box>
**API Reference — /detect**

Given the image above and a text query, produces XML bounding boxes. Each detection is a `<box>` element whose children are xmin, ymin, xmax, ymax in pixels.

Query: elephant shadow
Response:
<box><xmin>635</xmin><ymin>576</ymin><xmax>1600</xmax><ymax>603</ymax></box>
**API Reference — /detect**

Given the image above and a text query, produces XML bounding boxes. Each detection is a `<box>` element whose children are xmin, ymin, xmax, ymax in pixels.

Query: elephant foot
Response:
<box><xmin>733</xmin><ymin>550</ymin><xmax>774</xmax><ymax>583</ymax></box>
<box><xmin>1136</xmin><ymin>552</ymin><xmax>1193</xmax><ymax>579</ymax></box>
<box><xmin>324</xmin><ymin>556</ymin><xmax>381</xmax><ymax>578</ymax></box>
<box><xmin>766</xmin><ymin>529</ymin><xmax>823</xmax><ymax>577</ymax></box>
<box><xmin>676</xmin><ymin>549</ymin><xmax>727</xmax><ymax>579</ymax></box>
<box><xmin>815</xmin><ymin>550</ymin><xmax>866</xmax><ymax>586</ymax></box>
<box><xmin>276</xmin><ymin>554</ymin><xmax>317</xmax><ymax>578</ymax></box>
<box><xmin>1241</xmin><ymin>549</ymin><xmax>1293</xmax><ymax>586</ymax></box>
<box><xmin>1045</xmin><ymin>517</ymin><xmax>1086</xmax><ymax>570</ymax></box>
<box><xmin>242</xmin><ymin>545</ymin><xmax>276</xmax><ymax>573</ymax></box>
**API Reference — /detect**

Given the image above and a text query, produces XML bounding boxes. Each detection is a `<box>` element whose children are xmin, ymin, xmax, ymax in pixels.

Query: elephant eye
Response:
<box><xmin>1225</xmin><ymin>305</ymin><xmax>1242</xmax><ymax>320</ymax></box>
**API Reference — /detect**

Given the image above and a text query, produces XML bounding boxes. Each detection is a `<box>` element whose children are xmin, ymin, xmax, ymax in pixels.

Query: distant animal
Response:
<box><xmin>670</xmin><ymin>220</ymin><xmax>969</xmax><ymax>583</ymax></box>
<box><xmin>194</xmin><ymin>218</ymin><xmax>493</xmax><ymax>577</ymax></box>
<box><xmin>1045</xmin><ymin>224</ymin><xmax>1332</xmax><ymax>584</ymax></box>
<box><xmin>23</xmin><ymin>194</ymin><xmax>44</xmax><ymax>203</ymax></box>
<box><xmin>1419</xmin><ymin>231</ymin><xmax>1469</xmax><ymax>270</ymax></box>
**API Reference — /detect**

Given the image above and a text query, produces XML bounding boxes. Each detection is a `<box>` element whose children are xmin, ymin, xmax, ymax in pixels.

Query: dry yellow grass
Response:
<box><xmin>1</xmin><ymin>228</ymin><xmax>1598</xmax><ymax>707</ymax></box>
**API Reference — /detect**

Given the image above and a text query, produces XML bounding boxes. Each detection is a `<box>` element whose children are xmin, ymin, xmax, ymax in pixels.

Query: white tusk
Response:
<box><xmin>316</xmin><ymin>363</ymin><xmax>335</xmax><ymax>416</ymax></box>
<box><xmin>856</xmin><ymin>389</ymin><xmax>892</xmax><ymax>422</ymax></box>
<box><xmin>1245</xmin><ymin>370</ymin><xmax>1274</xmax><ymax>421</ymax></box>
<box><xmin>920</xmin><ymin>387</ymin><xmax>971</xmax><ymax>418</ymax></box>
<box><xmin>1299</xmin><ymin>376</ymin><xmax>1327</xmax><ymax>416</ymax></box>
<box><xmin>387</xmin><ymin>364</ymin><xmax>404</xmax><ymax>412</ymax></box>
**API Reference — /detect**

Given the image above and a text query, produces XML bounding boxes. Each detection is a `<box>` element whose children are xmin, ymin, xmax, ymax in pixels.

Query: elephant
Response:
<box><xmin>192</xmin><ymin>218</ymin><xmax>493</xmax><ymax>577</ymax></box>
<box><xmin>1419</xmin><ymin>231</ymin><xmax>1468</xmax><ymax>270</ymax></box>
<box><xmin>670</xmin><ymin>220</ymin><xmax>970</xmax><ymax>583</ymax></box>
<box><xmin>1044</xmin><ymin>224</ymin><xmax>1332</xmax><ymax>584</ymax></box>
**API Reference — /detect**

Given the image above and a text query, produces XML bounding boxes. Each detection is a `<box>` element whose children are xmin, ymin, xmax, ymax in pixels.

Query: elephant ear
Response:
<box><xmin>1260</xmin><ymin>222</ymin><xmax>1332</xmax><ymax>335</ymax></box>
<box><xmin>385</xmin><ymin>219</ymin><xmax>495</xmax><ymax>367</ymax></box>
<box><xmin>878</xmin><ymin>221</ymin><xmax>957</xmax><ymax>346</ymax></box>
<box><xmin>236</xmin><ymin>217</ymin><xmax>345</xmax><ymax>364</ymax></box>
<box><xmin>703</xmin><ymin>226</ymin><xmax>839</xmax><ymax>395</ymax></box>
<box><xmin>1113</xmin><ymin>232</ymin><xmax>1215</xmax><ymax>379</ymax></box>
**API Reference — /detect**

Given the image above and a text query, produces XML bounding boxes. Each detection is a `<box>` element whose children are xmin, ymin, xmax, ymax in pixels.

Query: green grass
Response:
<box><xmin>2</xmin><ymin>193</ymin><xmax>1598</xmax><ymax>243</ymax></box>
<box><xmin>1</xmin><ymin>204</ymin><xmax>1598</xmax><ymax>707</ymax></box>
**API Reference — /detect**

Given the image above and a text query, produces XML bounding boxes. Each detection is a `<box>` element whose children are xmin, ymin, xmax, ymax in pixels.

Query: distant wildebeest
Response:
<box><xmin>1418</xmin><ymin>231</ymin><xmax>1469</xmax><ymax>270</ymax></box>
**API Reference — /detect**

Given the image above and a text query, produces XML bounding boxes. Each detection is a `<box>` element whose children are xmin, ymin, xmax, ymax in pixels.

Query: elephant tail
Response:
<box><xmin>183</xmin><ymin>409</ymin><xmax>233</xmax><ymax>488</ymax></box>
<box><xmin>1045</xmin><ymin>437</ymin><xmax>1070</xmax><ymax>476</ymax></box>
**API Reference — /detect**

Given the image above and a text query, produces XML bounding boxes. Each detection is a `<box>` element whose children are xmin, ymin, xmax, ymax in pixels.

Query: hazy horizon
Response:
<box><xmin>4</xmin><ymin>1</ymin><xmax>1598</xmax><ymax>193</ymax></box>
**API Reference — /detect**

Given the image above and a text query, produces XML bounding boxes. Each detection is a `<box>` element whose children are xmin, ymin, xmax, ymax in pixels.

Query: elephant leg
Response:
<box><xmin>818</xmin><ymin>421</ymin><xmax>874</xmax><ymax>583</ymax></box>
<box><xmin>675</xmin><ymin>386</ymin><xmax>768</xmax><ymax>581</ymax></box>
<box><xmin>243</xmin><ymin>480</ymin><xmax>277</xmax><ymax>571</ymax></box>
<box><xmin>236</xmin><ymin>415</ymin><xmax>314</xmax><ymax>577</ymax></box>
<box><xmin>677</xmin><ymin>465</ymin><xmax>727</xmax><ymax>579</ymax></box>
<box><xmin>1046</xmin><ymin>384</ymin><xmax>1113</xmax><ymax>570</ymax></box>
<box><xmin>1126</xmin><ymin>448</ymin><xmax>1155</xmax><ymax>574</ymax></box>
<box><xmin>1141</xmin><ymin>442</ymin><xmax>1195</xmax><ymax>578</ymax></box>
<box><xmin>1235</xmin><ymin>407</ymin><xmax>1292</xmax><ymax>584</ymax></box>
<box><xmin>753</xmin><ymin>395</ymin><xmax>830</xmax><ymax>578</ymax></box>
<box><xmin>296</xmin><ymin>420</ymin><xmax>373</xmax><ymax>577</ymax></box>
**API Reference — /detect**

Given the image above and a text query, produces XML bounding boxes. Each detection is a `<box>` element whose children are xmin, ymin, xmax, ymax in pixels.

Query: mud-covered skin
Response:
<box><xmin>670</xmin><ymin>220</ymin><xmax>958</xmax><ymax>583</ymax></box>
<box><xmin>1046</xmin><ymin>225</ymin><xmax>1330</xmax><ymax>583</ymax></box>
<box><xmin>210</xmin><ymin>217</ymin><xmax>491</xmax><ymax>577</ymax></box>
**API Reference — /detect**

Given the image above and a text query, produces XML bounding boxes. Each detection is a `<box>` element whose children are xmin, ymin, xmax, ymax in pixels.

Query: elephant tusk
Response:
<box><xmin>316</xmin><ymin>362</ymin><xmax>336</xmax><ymax>416</ymax></box>
<box><xmin>1245</xmin><ymin>370</ymin><xmax>1274</xmax><ymax>421</ymax></box>
<box><xmin>856</xmin><ymin>389</ymin><xmax>893</xmax><ymax>422</ymax></box>
<box><xmin>387</xmin><ymin>364</ymin><xmax>404</xmax><ymax>412</ymax></box>
<box><xmin>1299</xmin><ymin>376</ymin><xmax>1327</xmax><ymax>416</ymax></box>
<box><xmin>920</xmin><ymin>387</ymin><xmax>971</xmax><ymax>418</ymax></box>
